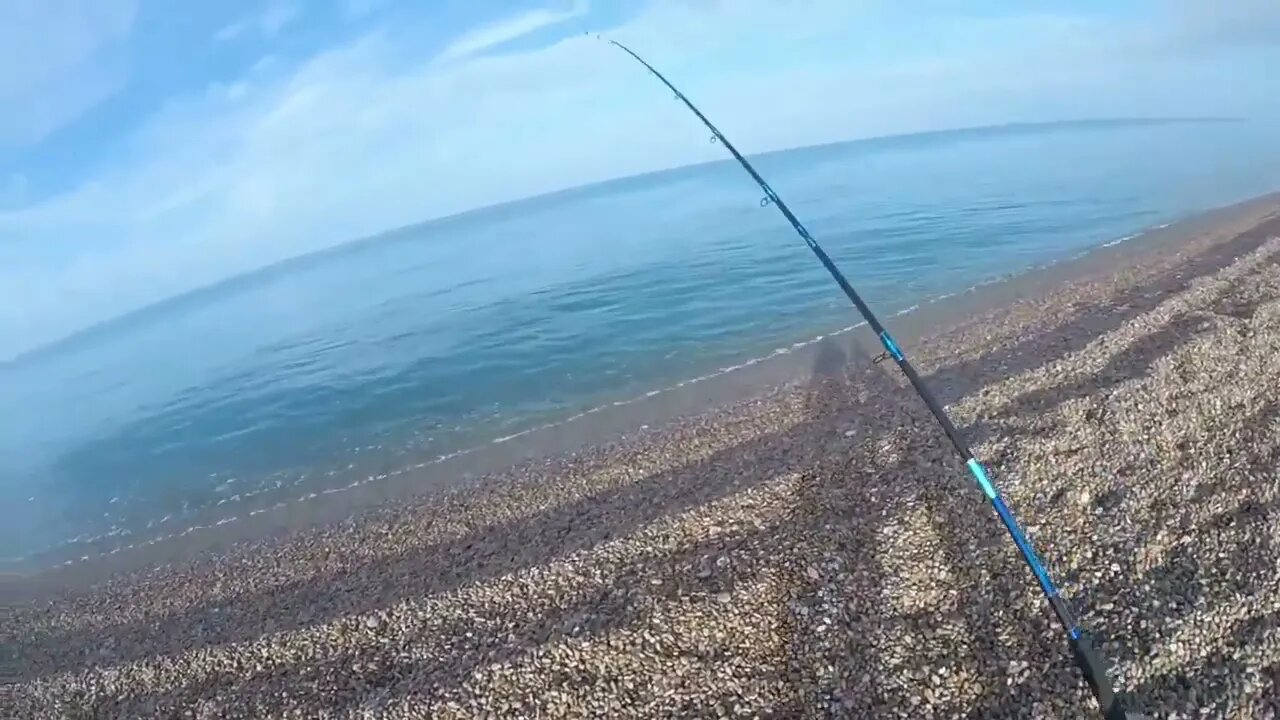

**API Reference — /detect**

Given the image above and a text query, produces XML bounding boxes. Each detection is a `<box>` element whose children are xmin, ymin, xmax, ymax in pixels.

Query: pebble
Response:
<box><xmin>4</xmin><ymin>218</ymin><xmax>1280</xmax><ymax>719</ymax></box>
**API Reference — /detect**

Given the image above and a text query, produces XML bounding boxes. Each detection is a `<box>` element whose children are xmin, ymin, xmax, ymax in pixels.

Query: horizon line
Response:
<box><xmin>2</xmin><ymin>115</ymin><xmax>1246</xmax><ymax>367</ymax></box>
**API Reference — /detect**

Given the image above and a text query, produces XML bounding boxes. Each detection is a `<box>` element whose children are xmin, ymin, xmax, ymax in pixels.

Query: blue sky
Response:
<box><xmin>1</xmin><ymin>0</ymin><xmax>1278</xmax><ymax>360</ymax></box>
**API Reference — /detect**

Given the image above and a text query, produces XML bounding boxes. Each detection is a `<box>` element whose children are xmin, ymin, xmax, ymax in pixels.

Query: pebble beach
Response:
<box><xmin>3</xmin><ymin>199</ymin><xmax>1280</xmax><ymax>719</ymax></box>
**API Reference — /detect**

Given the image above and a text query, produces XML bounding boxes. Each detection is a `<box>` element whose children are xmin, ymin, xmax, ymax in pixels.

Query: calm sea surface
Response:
<box><xmin>4</xmin><ymin>120</ymin><xmax>1280</xmax><ymax>564</ymax></box>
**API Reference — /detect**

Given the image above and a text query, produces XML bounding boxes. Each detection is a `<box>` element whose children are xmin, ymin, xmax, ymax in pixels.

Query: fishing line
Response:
<box><xmin>608</xmin><ymin>39</ymin><xmax>1133</xmax><ymax>720</ymax></box>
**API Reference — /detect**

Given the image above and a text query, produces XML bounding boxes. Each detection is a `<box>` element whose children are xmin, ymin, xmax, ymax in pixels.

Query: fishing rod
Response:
<box><xmin>608</xmin><ymin>40</ymin><xmax>1133</xmax><ymax>719</ymax></box>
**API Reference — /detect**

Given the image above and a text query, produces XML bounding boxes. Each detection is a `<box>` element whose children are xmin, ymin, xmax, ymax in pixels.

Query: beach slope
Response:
<box><xmin>3</xmin><ymin>202</ymin><xmax>1280</xmax><ymax>719</ymax></box>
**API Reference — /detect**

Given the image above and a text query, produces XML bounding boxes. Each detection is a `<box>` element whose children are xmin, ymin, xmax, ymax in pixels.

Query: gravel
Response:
<box><xmin>3</xmin><ymin>209</ymin><xmax>1279</xmax><ymax>719</ymax></box>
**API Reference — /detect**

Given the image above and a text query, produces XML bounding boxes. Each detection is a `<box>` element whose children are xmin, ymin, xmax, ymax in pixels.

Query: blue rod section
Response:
<box><xmin>965</xmin><ymin>458</ymin><xmax>998</xmax><ymax>500</ymax></box>
<box><xmin>991</xmin><ymin>495</ymin><xmax>1060</xmax><ymax>599</ymax></box>
<box><xmin>879</xmin><ymin>330</ymin><xmax>905</xmax><ymax>361</ymax></box>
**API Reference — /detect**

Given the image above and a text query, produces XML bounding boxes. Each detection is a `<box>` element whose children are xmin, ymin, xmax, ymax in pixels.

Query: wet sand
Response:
<box><xmin>3</xmin><ymin>197</ymin><xmax>1280</xmax><ymax>718</ymax></box>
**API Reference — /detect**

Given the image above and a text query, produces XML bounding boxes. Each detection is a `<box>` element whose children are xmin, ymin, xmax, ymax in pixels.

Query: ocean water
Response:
<box><xmin>4</xmin><ymin>119</ymin><xmax>1280</xmax><ymax>566</ymax></box>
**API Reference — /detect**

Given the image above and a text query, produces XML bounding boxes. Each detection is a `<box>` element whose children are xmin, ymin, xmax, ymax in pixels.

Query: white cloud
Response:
<box><xmin>214</xmin><ymin>20</ymin><xmax>248</xmax><ymax>42</ymax></box>
<box><xmin>259</xmin><ymin>0</ymin><xmax>300</xmax><ymax>38</ymax></box>
<box><xmin>2</xmin><ymin>0</ymin><xmax>1276</xmax><ymax>360</ymax></box>
<box><xmin>341</xmin><ymin>0</ymin><xmax>389</xmax><ymax>22</ymax></box>
<box><xmin>1164</xmin><ymin>0</ymin><xmax>1280</xmax><ymax>49</ymax></box>
<box><xmin>434</xmin><ymin>0</ymin><xmax>589</xmax><ymax>64</ymax></box>
<box><xmin>215</xmin><ymin>0</ymin><xmax>300</xmax><ymax>42</ymax></box>
<box><xmin>0</xmin><ymin>0</ymin><xmax>138</xmax><ymax>147</ymax></box>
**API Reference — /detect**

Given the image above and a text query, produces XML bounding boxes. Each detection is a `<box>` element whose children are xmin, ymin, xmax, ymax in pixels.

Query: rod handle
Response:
<box><xmin>1069</xmin><ymin>630</ymin><xmax>1129</xmax><ymax>719</ymax></box>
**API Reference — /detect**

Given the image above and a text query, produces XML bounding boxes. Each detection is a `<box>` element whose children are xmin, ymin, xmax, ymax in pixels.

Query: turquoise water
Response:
<box><xmin>3</xmin><ymin>119</ymin><xmax>1280</xmax><ymax>564</ymax></box>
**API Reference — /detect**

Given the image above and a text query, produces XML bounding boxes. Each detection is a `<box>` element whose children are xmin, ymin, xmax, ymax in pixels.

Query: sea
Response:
<box><xmin>4</xmin><ymin>119</ymin><xmax>1280</xmax><ymax>569</ymax></box>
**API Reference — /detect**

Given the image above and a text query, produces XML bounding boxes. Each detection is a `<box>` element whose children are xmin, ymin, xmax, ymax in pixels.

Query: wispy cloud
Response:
<box><xmin>0</xmin><ymin>0</ymin><xmax>138</xmax><ymax>147</ymax></box>
<box><xmin>3</xmin><ymin>0</ymin><xmax>1279</xmax><ymax>360</ymax></box>
<box><xmin>259</xmin><ymin>0</ymin><xmax>300</xmax><ymax>38</ymax></box>
<box><xmin>214</xmin><ymin>0</ymin><xmax>300</xmax><ymax>43</ymax></box>
<box><xmin>1164</xmin><ymin>0</ymin><xmax>1280</xmax><ymax>50</ymax></box>
<box><xmin>214</xmin><ymin>20</ymin><xmax>248</xmax><ymax>43</ymax></box>
<box><xmin>341</xmin><ymin>0</ymin><xmax>389</xmax><ymax>22</ymax></box>
<box><xmin>434</xmin><ymin>0</ymin><xmax>588</xmax><ymax>64</ymax></box>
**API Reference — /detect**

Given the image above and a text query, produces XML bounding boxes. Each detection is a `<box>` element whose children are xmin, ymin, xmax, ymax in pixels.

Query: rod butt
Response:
<box><xmin>1069</xmin><ymin>630</ymin><xmax>1128</xmax><ymax>719</ymax></box>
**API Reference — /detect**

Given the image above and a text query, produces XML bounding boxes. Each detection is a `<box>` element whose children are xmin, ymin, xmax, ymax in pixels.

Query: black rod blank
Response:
<box><xmin>608</xmin><ymin>39</ymin><xmax>1131</xmax><ymax>720</ymax></box>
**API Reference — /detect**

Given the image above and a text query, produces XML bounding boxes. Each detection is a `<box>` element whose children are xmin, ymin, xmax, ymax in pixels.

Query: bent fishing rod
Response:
<box><xmin>608</xmin><ymin>40</ymin><xmax>1132</xmax><ymax>719</ymax></box>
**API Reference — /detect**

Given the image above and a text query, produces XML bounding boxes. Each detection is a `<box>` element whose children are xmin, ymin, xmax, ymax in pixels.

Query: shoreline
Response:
<box><xmin>4</xmin><ymin>191</ymin><xmax>1280</xmax><ymax>718</ymax></box>
<box><xmin>4</xmin><ymin>190</ymin><xmax>1279</xmax><ymax>591</ymax></box>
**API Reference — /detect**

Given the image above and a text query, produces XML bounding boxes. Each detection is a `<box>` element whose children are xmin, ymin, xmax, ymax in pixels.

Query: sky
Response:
<box><xmin>1</xmin><ymin>0</ymin><xmax>1279</xmax><ymax>361</ymax></box>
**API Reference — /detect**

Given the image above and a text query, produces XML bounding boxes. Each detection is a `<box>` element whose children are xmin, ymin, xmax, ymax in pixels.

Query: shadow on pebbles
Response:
<box><xmin>4</xmin><ymin>225</ymin><xmax>1280</xmax><ymax>719</ymax></box>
